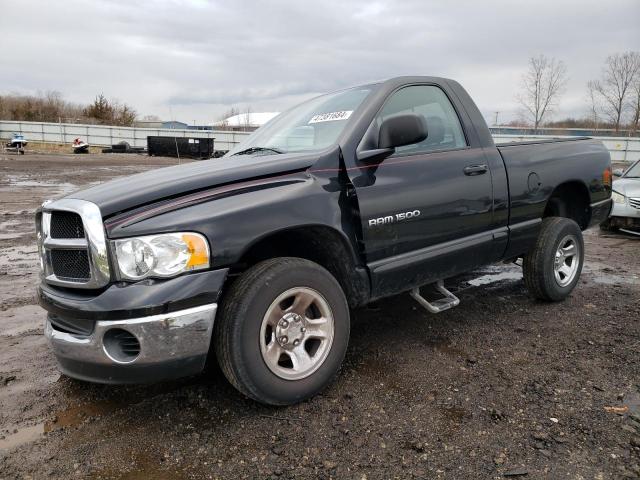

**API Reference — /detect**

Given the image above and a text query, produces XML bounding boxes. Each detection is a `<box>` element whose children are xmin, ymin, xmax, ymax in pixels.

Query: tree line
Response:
<box><xmin>515</xmin><ymin>51</ymin><xmax>640</xmax><ymax>134</ymax></box>
<box><xmin>0</xmin><ymin>92</ymin><xmax>136</xmax><ymax>126</ymax></box>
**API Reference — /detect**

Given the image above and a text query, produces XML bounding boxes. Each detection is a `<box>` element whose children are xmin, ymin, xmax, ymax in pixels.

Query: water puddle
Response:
<box><xmin>462</xmin><ymin>262</ymin><xmax>639</xmax><ymax>288</ymax></box>
<box><xmin>0</xmin><ymin>233</ymin><xmax>26</xmax><ymax>240</ymax></box>
<box><xmin>0</xmin><ymin>175</ymin><xmax>76</xmax><ymax>195</ymax></box>
<box><xmin>0</xmin><ymin>305</ymin><xmax>43</xmax><ymax>337</ymax></box>
<box><xmin>591</xmin><ymin>273</ymin><xmax>640</xmax><ymax>285</ymax></box>
<box><xmin>0</xmin><ymin>220</ymin><xmax>24</xmax><ymax>229</ymax></box>
<box><xmin>467</xmin><ymin>269</ymin><xmax>522</xmax><ymax>286</ymax></box>
<box><xmin>46</xmin><ymin>400</ymin><xmax>120</xmax><ymax>431</ymax></box>
<box><xmin>624</xmin><ymin>391</ymin><xmax>640</xmax><ymax>415</ymax></box>
<box><xmin>459</xmin><ymin>264</ymin><xmax>522</xmax><ymax>288</ymax></box>
<box><xmin>0</xmin><ymin>424</ymin><xmax>43</xmax><ymax>452</ymax></box>
<box><xmin>583</xmin><ymin>263</ymin><xmax>640</xmax><ymax>285</ymax></box>
<box><xmin>0</xmin><ymin>400</ymin><xmax>121</xmax><ymax>453</ymax></box>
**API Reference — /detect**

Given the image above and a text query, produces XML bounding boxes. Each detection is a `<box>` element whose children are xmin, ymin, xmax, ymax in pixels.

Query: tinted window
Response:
<box><xmin>376</xmin><ymin>85</ymin><xmax>467</xmax><ymax>155</ymax></box>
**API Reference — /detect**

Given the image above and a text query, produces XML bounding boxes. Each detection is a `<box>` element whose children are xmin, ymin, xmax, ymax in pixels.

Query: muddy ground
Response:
<box><xmin>0</xmin><ymin>152</ymin><xmax>638</xmax><ymax>480</ymax></box>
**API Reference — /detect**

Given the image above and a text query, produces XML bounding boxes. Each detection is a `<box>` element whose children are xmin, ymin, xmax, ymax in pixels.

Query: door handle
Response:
<box><xmin>463</xmin><ymin>164</ymin><xmax>488</xmax><ymax>176</ymax></box>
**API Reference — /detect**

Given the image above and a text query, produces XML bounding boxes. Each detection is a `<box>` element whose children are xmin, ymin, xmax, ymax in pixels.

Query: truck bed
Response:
<box><xmin>495</xmin><ymin>136</ymin><xmax>591</xmax><ymax>148</ymax></box>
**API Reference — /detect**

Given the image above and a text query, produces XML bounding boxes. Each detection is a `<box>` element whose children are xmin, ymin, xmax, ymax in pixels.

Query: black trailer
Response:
<box><xmin>147</xmin><ymin>136</ymin><xmax>214</xmax><ymax>159</ymax></box>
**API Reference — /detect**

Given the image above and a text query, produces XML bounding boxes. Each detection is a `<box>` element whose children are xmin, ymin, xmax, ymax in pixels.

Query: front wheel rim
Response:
<box><xmin>553</xmin><ymin>235</ymin><xmax>580</xmax><ymax>287</ymax></box>
<box><xmin>259</xmin><ymin>287</ymin><xmax>335</xmax><ymax>381</ymax></box>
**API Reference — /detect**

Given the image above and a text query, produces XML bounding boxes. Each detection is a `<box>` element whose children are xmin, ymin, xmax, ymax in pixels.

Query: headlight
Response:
<box><xmin>611</xmin><ymin>191</ymin><xmax>626</xmax><ymax>204</ymax></box>
<box><xmin>114</xmin><ymin>232</ymin><xmax>210</xmax><ymax>281</ymax></box>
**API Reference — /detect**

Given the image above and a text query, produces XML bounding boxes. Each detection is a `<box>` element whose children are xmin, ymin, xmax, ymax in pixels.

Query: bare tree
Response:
<box><xmin>517</xmin><ymin>55</ymin><xmax>568</xmax><ymax>132</ymax></box>
<box><xmin>590</xmin><ymin>51</ymin><xmax>640</xmax><ymax>132</ymax></box>
<box><xmin>630</xmin><ymin>78</ymin><xmax>640</xmax><ymax>135</ymax></box>
<box><xmin>586</xmin><ymin>81</ymin><xmax>601</xmax><ymax>131</ymax></box>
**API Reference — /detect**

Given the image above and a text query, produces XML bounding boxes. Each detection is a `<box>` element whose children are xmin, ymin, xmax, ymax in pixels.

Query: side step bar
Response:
<box><xmin>410</xmin><ymin>280</ymin><xmax>460</xmax><ymax>314</ymax></box>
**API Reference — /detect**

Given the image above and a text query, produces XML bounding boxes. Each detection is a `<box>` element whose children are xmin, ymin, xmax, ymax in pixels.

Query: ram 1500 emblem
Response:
<box><xmin>368</xmin><ymin>210</ymin><xmax>421</xmax><ymax>227</ymax></box>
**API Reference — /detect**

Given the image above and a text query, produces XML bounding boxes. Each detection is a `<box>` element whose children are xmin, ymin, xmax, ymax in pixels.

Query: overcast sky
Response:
<box><xmin>1</xmin><ymin>0</ymin><xmax>638</xmax><ymax>125</ymax></box>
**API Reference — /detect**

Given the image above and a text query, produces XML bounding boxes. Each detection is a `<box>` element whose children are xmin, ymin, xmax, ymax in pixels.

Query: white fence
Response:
<box><xmin>1</xmin><ymin>120</ymin><xmax>638</xmax><ymax>162</ymax></box>
<box><xmin>0</xmin><ymin>120</ymin><xmax>250</xmax><ymax>152</ymax></box>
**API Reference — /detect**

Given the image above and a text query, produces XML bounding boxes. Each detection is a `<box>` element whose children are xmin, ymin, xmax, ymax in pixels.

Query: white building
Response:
<box><xmin>212</xmin><ymin>112</ymin><xmax>280</xmax><ymax>131</ymax></box>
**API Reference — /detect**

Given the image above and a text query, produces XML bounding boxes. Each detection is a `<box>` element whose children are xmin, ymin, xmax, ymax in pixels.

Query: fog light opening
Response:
<box><xmin>103</xmin><ymin>328</ymin><xmax>141</xmax><ymax>363</ymax></box>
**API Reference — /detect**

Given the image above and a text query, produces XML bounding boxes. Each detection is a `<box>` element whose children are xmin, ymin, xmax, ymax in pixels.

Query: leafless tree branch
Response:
<box><xmin>516</xmin><ymin>55</ymin><xmax>568</xmax><ymax>132</ymax></box>
<box><xmin>589</xmin><ymin>51</ymin><xmax>640</xmax><ymax>132</ymax></box>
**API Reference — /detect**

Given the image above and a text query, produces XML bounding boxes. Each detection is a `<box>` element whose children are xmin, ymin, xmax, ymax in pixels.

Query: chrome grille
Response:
<box><xmin>50</xmin><ymin>249</ymin><xmax>91</xmax><ymax>281</ymax></box>
<box><xmin>629</xmin><ymin>198</ymin><xmax>640</xmax><ymax>210</ymax></box>
<box><xmin>36</xmin><ymin>199</ymin><xmax>110</xmax><ymax>289</ymax></box>
<box><xmin>50</xmin><ymin>211</ymin><xmax>85</xmax><ymax>239</ymax></box>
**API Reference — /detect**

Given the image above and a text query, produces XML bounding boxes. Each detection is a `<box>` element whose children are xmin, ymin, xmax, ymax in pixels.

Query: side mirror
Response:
<box><xmin>357</xmin><ymin>113</ymin><xmax>428</xmax><ymax>163</ymax></box>
<box><xmin>612</xmin><ymin>168</ymin><xmax>623</xmax><ymax>177</ymax></box>
<box><xmin>379</xmin><ymin>113</ymin><xmax>428</xmax><ymax>149</ymax></box>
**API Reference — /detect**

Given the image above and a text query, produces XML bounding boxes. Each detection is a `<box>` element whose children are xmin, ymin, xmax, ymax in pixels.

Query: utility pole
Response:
<box><xmin>494</xmin><ymin>111</ymin><xmax>500</xmax><ymax>126</ymax></box>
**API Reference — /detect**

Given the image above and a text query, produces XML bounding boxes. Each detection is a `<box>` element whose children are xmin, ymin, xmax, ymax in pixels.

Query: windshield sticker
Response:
<box><xmin>308</xmin><ymin>111</ymin><xmax>353</xmax><ymax>124</ymax></box>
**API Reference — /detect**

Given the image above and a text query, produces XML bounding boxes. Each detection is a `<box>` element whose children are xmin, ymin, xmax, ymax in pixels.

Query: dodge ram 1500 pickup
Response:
<box><xmin>36</xmin><ymin>76</ymin><xmax>612</xmax><ymax>405</ymax></box>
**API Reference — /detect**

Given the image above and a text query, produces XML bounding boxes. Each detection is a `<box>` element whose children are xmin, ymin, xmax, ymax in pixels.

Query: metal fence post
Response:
<box><xmin>624</xmin><ymin>139</ymin><xmax>629</xmax><ymax>163</ymax></box>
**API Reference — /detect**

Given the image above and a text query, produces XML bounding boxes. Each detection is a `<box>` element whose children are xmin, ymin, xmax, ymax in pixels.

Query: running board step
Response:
<box><xmin>410</xmin><ymin>280</ymin><xmax>460</xmax><ymax>314</ymax></box>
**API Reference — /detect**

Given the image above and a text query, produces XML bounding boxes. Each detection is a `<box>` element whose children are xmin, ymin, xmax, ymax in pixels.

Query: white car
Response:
<box><xmin>601</xmin><ymin>159</ymin><xmax>640</xmax><ymax>233</ymax></box>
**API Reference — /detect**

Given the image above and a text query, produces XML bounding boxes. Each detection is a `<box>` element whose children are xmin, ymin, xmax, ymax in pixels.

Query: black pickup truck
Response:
<box><xmin>36</xmin><ymin>76</ymin><xmax>612</xmax><ymax>405</ymax></box>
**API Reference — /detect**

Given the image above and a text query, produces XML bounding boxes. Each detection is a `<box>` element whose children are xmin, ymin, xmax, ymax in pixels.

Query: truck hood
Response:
<box><xmin>613</xmin><ymin>178</ymin><xmax>640</xmax><ymax>198</ymax></box>
<box><xmin>69</xmin><ymin>152</ymin><xmax>318</xmax><ymax>217</ymax></box>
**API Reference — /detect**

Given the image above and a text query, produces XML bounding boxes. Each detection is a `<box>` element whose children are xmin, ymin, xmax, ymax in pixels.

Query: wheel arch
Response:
<box><xmin>543</xmin><ymin>180</ymin><xmax>591</xmax><ymax>230</ymax></box>
<box><xmin>231</xmin><ymin>224</ymin><xmax>370</xmax><ymax>308</ymax></box>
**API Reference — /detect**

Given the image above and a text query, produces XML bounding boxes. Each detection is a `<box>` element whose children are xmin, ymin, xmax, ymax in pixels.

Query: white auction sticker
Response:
<box><xmin>308</xmin><ymin>110</ymin><xmax>353</xmax><ymax>124</ymax></box>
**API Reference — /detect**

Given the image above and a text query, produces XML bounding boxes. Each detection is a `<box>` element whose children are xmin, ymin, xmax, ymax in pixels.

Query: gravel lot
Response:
<box><xmin>0</xmin><ymin>152</ymin><xmax>639</xmax><ymax>479</ymax></box>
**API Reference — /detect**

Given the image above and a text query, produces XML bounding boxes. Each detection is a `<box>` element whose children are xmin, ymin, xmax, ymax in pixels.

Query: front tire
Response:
<box><xmin>214</xmin><ymin>257</ymin><xmax>350</xmax><ymax>405</ymax></box>
<box><xmin>523</xmin><ymin>217</ymin><xmax>584</xmax><ymax>301</ymax></box>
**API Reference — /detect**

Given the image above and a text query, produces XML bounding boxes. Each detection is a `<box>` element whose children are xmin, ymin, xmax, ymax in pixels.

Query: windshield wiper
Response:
<box><xmin>231</xmin><ymin>146</ymin><xmax>284</xmax><ymax>156</ymax></box>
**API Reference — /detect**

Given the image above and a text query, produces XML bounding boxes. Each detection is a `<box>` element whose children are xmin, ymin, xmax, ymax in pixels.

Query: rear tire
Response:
<box><xmin>214</xmin><ymin>257</ymin><xmax>350</xmax><ymax>405</ymax></box>
<box><xmin>523</xmin><ymin>217</ymin><xmax>584</xmax><ymax>301</ymax></box>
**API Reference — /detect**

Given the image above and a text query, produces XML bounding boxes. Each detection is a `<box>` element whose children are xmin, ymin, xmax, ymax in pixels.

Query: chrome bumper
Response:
<box><xmin>45</xmin><ymin>304</ymin><xmax>217</xmax><ymax>384</ymax></box>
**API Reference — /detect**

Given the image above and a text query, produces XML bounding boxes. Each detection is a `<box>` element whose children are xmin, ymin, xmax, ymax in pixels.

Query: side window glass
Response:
<box><xmin>377</xmin><ymin>85</ymin><xmax>467</xmax><ymax>155</ymax></box>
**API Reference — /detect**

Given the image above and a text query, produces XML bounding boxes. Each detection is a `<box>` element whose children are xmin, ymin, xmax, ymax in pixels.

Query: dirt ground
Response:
<box><xmin>0</xmin><ymin>152</ymin><xmax>639</xmax><ymax>480</ymax></box>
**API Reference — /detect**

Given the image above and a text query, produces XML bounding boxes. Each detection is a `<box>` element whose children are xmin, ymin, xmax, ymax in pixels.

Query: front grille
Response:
<box><xmin>629</xmin><ymin>198</ymin><xmax>640</xmax><ymax>210</ymax></box>
<box><xmin>49</xmin><ymin>315</ymin><xmax>94</xmax><ymax>336</ymax></box>
<box><xmin>38</xmin><ymin>199</ymin><xmax>110</xmax><ymax>289</ymax></box>
<box><xmin>50</xmin><ymin>211</ymin><xmax>85</xmax><ymax>239</ymax></box>
<box><xmin>50</xmin><ymin>249</ymin><xmax>91</xmax><ymax>281</ymax></box>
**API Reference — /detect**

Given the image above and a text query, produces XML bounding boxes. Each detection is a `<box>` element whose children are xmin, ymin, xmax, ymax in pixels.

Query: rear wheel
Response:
<box><xmin>523</xmin><ymin>217</ymin><xmax>584</xmax><ymax>301</ymax></box>
<box><xmin>214</xmin><ymin>257</ymin><xmax>350</xmax><ymax>405</ymax></box>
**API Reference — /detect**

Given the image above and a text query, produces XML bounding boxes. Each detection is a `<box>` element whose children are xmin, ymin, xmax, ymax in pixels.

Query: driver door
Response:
<box><xmin>348</xmin><ymin>85</ymin><xmax>496</xmax><ymax>296</ymax></box>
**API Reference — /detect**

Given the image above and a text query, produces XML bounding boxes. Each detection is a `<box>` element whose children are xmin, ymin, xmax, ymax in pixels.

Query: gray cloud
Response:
<box><xmin>1</xmin><ymin>0</ymin><xmax>638</xmax><ymax>123</ymax></box>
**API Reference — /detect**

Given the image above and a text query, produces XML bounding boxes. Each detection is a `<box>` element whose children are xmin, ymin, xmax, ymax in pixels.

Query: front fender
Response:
<box><xmin>105</xmin><ymin>171</ymin><xmax>361</xmax><ymax>270</ymax></box>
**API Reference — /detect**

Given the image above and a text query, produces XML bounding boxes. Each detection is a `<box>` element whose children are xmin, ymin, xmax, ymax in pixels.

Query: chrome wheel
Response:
<box><xmin>260</xmin><ymin>287</ymin><xmax>335</xmax><ymax>380</ymax></box>
<box><xmin>554</xmin><ymin>235</ymin><xmax>580</xmax><ymax>287</ymax></box>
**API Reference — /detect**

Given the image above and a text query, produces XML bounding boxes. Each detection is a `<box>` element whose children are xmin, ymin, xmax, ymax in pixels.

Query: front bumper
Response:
<box><xmin>611</xmin><ymin>199</ymin><xmax>640</xmax><ymax>219</ymax></box>
<box><xmin>45</xmin><ymin>303</ymin><xmax>217</xmax><ymax>384</ymax></box>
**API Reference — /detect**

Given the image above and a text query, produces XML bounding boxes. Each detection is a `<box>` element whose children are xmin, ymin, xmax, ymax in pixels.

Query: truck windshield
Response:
<box><xmin>227</xmin><ymin>87</ymin><xmax>372</xmax><ymax>156</ymax></box>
